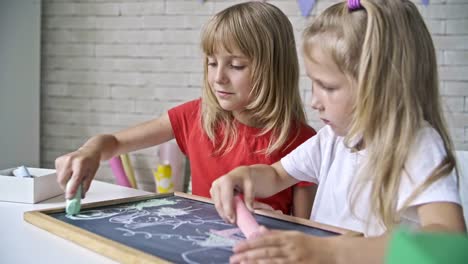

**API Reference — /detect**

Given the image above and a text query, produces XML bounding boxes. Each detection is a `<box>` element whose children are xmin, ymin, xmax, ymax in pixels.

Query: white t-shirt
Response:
<box><xmin>281</xmin><ymin>124</ymin><xmax>461</xmax><ymax>236</ymax></box>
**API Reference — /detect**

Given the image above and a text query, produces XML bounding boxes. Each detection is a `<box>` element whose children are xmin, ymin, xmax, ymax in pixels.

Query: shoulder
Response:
<box><xmin>295</xmin><ymin>125</ymin><xmax>337</xmax><ymax>145</ymax></box>
<box><xmin>317</xmin><ymin>125</ymin><xmax>335</xmax><ymax>138</ymax></box>
<box><xmin>311</xmin><ymin>125</ymin><xmax>337</xmax><ymax>146</ymax></box>
<box><xmin>409</xmin><ymin>122</ymin><xmax>447</xmax><ymax>159</ymax></box>
<box><xmin>168</xmin><ymin>98</ymin><xmax>202</xmax><ymax>129</ymax></box>
<box><xmin>168</xmin><ymin>98</ymin><xmax>201</xmax><ymax>117</ymax></box>
<box><xmin>415</xmin><ymin>123</ymin><xmax>444</xmax><ymax>145</ymax></box>
<box><xmin>403</xmin><ymin>122</ymin><xmax>453</xmax><ymax>185</ymax></box>
<box><xmin>172</xmin><ymin>98</ymin><xmax>201</xmax><ymax>112</ymax></box>
<box><xmin>400</xmin><ymin>122</ymin><xmax>460</xmax><ymax>208</ymax></box>
<box><xmin>287</xmin><ymin>125</ymin><xmax>337</xmax><ymax>155</ymax></box>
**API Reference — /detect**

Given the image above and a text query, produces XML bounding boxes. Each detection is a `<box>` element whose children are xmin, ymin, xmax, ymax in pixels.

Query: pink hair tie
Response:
<box><xmin>348</xmin><ymin>0</ymin><xmax>362</xmax><ymax>10</ymax></box>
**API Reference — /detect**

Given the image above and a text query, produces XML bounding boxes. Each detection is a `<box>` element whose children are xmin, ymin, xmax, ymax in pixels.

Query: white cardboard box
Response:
<box><xmin>0</xmin><ymin>167</ymin><xmax>63</xmax><ymax>203</ymax></box>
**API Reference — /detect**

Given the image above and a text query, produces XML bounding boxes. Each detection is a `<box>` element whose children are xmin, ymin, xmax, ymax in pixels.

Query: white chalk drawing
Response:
<box><xmin>64</xmin><ymin>198</ymin><xmax>245</xmax><ymax>263</ymax></box>
<box><xmin>131</xmin><ymin>198</ymin><xmax>177</xmax><ymax>210</ymax></box>
<box><xmin>66</xmin><ymin>207</ymin><xmax>127</xmax><ymax>220</ymax></box>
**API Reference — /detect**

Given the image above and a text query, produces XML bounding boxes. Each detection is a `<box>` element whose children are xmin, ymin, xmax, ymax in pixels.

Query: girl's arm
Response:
<box><xmin>292</xmin><ymin>184</ymin><xmax>316</xmax><ymax>218</ymax></box>
<box><xmin>84</xmin><ymin>113</ymin><xmax>174</xmax><ymax>161</ymax></box>
<box><xmin>231</xmin><ymin>202</ymin><xmax>465</xmax><ymax>264</ymax></box>
<box><xmin>334</xmin><ymin>202</ymin><xmax>466</xmax><ymax>264</ymax></box>
<box><xmin>56</xmin><ymin>113</ymin><xmax>174</xmax><ymax>198</ymax></box>
<box><xmin>210</xmin><ymin>162</ymin><xmax>299</xmax><ymax>223</ymax></box>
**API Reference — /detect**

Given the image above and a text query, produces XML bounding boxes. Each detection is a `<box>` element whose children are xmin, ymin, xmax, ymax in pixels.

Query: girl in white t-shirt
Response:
<box><xmin>210</xmin><ymin>0</ymin><xmax>466</xmax><ymax>263</ymax></box>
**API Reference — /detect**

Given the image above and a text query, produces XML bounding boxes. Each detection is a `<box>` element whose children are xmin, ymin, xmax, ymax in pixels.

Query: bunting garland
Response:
<box><xmin>197</xmin><ymin>1</ymin><xmax>430</xmax><ymax>17</ymax></box>
<box><xmin>298</xmin><ymin>0</ymin><xmax>316</xmax><ymax>17</ymax></box>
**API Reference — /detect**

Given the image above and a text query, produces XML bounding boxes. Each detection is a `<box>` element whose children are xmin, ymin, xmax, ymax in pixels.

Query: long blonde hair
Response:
<box><xmin>200</xmin><ymin>2</ymin><xmax>306</xmax><ymax>155</ymax></box>
<box><xmin>303</xmin><ymin>0</ymin><xmax>457</xmax><ymax>230</ymax></box>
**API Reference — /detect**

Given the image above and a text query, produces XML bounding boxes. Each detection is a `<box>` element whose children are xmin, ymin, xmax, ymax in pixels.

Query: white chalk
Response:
<box><xmin>13</xmin><ymin>166</ymin><xmax>32</xmax><ymax>178</ymax></box>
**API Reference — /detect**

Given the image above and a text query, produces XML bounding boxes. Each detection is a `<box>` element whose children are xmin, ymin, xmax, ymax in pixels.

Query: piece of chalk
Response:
<box><xmin>66</xmin><ymin>181</ymin><xmax>82</xmax><ymax>215</ymax></box>
<box><xmin>12</xmin><ymin>166</ymin><xmax>32</xmax><ymax>178</ymax></box>
<box><xmin>234</xmin><ymin>196</ymin><xmax>261</xmax><ymax>239</ymax></box>
<box><xmin>0</xmin><ymin>168</ymin><xmax>15</xmax><ymax>176</ymax></box>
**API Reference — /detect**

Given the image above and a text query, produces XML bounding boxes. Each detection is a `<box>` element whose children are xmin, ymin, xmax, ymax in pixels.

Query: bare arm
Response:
<box><xmin>56</xmin><ymin>113</ymin><xmax>174</xmax><ymax>198</ymax></box>
<box><xmin>210</xmin><ymin>162</ymin><xmax>299</xmax><ymax>223</ymax></box>
<box><xmin>332</xmin><ymin>202</ymin><xmax>466</xmax><ymax>264</ymax></box>
<box><xmin>292</xmin><ymin>184</ymin><xmax>316</xmax><ymax>219</ymax></box>
<box><xmin>81</xmin><ymin>113</ymin><xmax>174</xmax><ymax>160</ymax></box>
<box><xmin>231</xmin><ymin>202</ymin><xmax>466</xmax><ymax>264</ymax></box>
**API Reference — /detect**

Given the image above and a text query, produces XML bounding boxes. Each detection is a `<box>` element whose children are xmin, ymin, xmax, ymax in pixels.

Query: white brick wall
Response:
<box><xmin>41</xmin><ymin>0</ymin><xmax>468</xmax><ymax>191</ymax></box>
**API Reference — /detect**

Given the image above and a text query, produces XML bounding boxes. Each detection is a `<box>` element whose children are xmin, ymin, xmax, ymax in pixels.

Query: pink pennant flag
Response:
<box><xmin>109</xmin><ymin>156</ymin><xmax>132</xmax><ymax>187</ymax></box>
<box><xmin>298</xmin><ymin>0</ymin><xmax>316</xmax><ymax>17</ymax></box>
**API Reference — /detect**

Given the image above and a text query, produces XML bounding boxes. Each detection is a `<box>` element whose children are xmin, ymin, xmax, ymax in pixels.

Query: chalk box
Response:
<box><xmin>0</xmin><ymin>167</ymin><xmax>62</xmax><ymax>203</ymax></box>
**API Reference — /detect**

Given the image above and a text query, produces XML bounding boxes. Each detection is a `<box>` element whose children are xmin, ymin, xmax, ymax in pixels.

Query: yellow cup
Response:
<box><xmin>153</xmin><ymin>164</ymin><xmax>173</xmax><ymax>193</ymax></box>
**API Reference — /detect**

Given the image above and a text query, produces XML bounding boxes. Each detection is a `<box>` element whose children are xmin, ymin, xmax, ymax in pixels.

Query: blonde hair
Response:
<box><xmin>200</xmin><ymin>2</ymin><xmax>306</xmax><ymax>155</ymax></box>
<box><xmin>303</xmin><ymin>0</ymin><xmax>457</xmax><ymax>230</ymax></box>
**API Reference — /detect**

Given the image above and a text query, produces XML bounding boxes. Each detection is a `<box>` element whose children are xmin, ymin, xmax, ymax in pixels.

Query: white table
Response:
<box><xmin>0</xmin><ymin>180</ymin><xmax>152</xmax><ymax>264</ymax></box>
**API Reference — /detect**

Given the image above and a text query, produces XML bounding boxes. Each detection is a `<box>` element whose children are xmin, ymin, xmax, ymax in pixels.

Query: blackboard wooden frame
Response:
<box><xmin>24</xmin><ymin>192</ymin><xmax>360</xmax><ymax>263</ymax></box>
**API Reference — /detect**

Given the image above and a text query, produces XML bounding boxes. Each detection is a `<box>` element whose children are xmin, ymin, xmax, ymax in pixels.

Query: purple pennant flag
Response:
<box><xmin>298</xmin><ymin>0</ymin><xmax>316</xmax><ymax>17</ymax></box>
<box><xmin>422</xmin><ymin>0</ymin><xmax>429</xmax><ymax>5</ymax></box>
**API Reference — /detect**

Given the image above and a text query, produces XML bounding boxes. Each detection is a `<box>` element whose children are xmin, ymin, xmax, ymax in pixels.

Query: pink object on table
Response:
<box><xmin>234</xmin><ymin>195</ymin><xmax>261</xmax><ymax>239</ymax></box>
<box><xmin>109</xmin><ymin>156</ymin><xmax>131</xmax><ymax>187</ymax></box>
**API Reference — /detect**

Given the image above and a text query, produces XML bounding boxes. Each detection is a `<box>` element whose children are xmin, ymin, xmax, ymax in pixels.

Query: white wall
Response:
<box><xmin>40</xmin><ymin>0</ymin><xmax>468</xmax><ymax>191</ymax></box>
<box><xmin>0</xmin><ymin>0</ymin><xmax>41</xmax><ymax>169</ymax></box>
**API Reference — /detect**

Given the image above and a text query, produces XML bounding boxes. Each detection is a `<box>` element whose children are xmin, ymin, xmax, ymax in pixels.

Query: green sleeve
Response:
<box><xmin>386</xmin><ymin>228</ymin><xmax>468</xmax><ymax>264</ymax></box>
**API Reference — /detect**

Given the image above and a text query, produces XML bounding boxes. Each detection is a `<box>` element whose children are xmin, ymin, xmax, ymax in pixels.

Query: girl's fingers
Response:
<box><xmin>56</xmin><ymin>149</ymin><xmax>100</xmax><ymax>199</ymax></box>
<box><xmin>210</xmin><ymin>182</ymin><xmax>227</xmax><ymax>221</ymax></box>
<box><xmin>234</xmin><ymin>233</ymin><xmax>276</xmax><ymax>252</ymax></box>
<box><xmin>230</xmin><ymin>232</ymin><xmax>291</xmax><ymax>264</ymax></box>
<box><xmin>57</xmin><ymin>167</ymin><xmax>73</xmax><ymax>191</ymax></box>
<box><xmin>230</xmin><ymin>245</ymin><xmax>287</xmax><ymax>263</ymax></box>
<box><xmin>56</xmin><ymin>156</ymin><xmax>73</xmax><ymax>190</ymax></box>
<box><xmin>211</xmin><ymin>168</ymin><xmax>254</xmax><ymax>224</ymax></box>
<box><xmin>68</xmin><ymin>164</ymin><xmax>86</xmax><ymax>199</ymax></box>
<box><xmin>221</xmin><ymin>179</ymin><xmax>236</xmax><ymax>223</ymax></box>
<box><xmin>257</xmin><ymin>225</ymin><xmax>269</xmax><ymax>234</ymax></box>
<box><xmin>211</xmin><ymin>179</ymin><xmax>231</xmax><ymax>222</ymax></box>
<box><xmin>255</xmin><ymin>258</ymin><xmax>285</xmax><ymax>264</ymax></box>
<box><xmin>242</xmin><ymin>177</ymin><xmax>254</xmax><ymax>211</ymax></box>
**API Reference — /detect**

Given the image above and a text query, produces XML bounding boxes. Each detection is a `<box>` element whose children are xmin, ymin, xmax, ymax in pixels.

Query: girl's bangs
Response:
<box><xmin>201</xmin><ymin>18</ymin><xmax>242</xmax><ymax>56</ymax></box>
<box><xmin>304</xmin><ymin>32</ymin><xmax>345</xmax><ymax>70</ymax></box>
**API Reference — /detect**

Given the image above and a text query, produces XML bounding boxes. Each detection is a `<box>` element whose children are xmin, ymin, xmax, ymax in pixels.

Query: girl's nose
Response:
<box><xmin>215</xmin><ymin>67</ymin><xmax>228</xmax><ymax>84</ymax></box>
<box><xmin>310</xmin><ymin>89</ymin><xmax>323</xmax><ymax>111</ymax></box>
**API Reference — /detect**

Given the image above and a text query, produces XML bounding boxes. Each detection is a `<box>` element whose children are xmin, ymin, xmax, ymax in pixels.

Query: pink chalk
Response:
<box><xmin>234</xmin><ymin>196</ymin><xmax>260</xmax><ymax>239</ymax></box>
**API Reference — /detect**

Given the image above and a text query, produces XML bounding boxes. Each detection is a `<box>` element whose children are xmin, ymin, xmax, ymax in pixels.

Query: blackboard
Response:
<box><xmin>24</xmin><ymin>193</ymin><xmax>355</xmax><ymax>264</ymax></box>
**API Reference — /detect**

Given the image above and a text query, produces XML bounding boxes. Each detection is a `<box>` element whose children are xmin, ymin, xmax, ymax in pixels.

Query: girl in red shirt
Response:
<box><xmin>55</xmin><ymin>2</ymin><xmax>316</xmax><ymax>218</ymax></box>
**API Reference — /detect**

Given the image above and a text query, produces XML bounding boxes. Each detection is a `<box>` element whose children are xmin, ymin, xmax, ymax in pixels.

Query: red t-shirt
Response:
<box><xmin>168</xmin><ymin>99</ymin><xmax>316</xmax><ymax>214</ymax></box>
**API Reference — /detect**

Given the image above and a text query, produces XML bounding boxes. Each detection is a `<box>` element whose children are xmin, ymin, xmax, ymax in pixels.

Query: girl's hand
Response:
<box><xmin>230</xmin><ymin>230</ymin><xmax>335</xmax><ymax>264</ymax></box>
<box><xmin>210</xmin><ymin>166</ymin><xmax>255</xmax><ymax>224</ymax></box>
<box><xmin>55</xmin><ymin>146</ymin><xmax>101</xmax><ymax>199</ymax></box>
